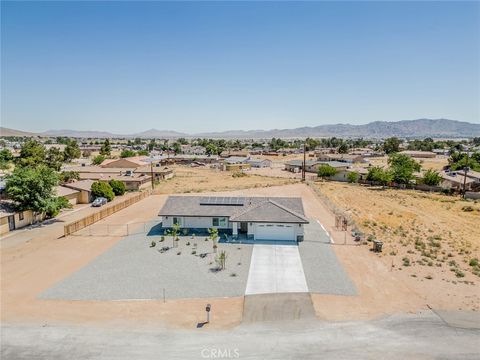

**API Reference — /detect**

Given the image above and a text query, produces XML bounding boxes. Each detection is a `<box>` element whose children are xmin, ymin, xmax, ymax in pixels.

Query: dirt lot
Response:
<box><xmin>2</xmin><ymin>181</ymin><xmax>478</xmax><ymax>330</ymax></box>
<box><xmin>153</xmin><ymin>165</ymin><xmax>296</xmax><ymax>194</ymax></box>
<box><xmin>368</xmin><ymin>155</ymin><xmax>449</xmax><ymax>171</ymax></box>
<box><xmin>313</xmin><ymin>181</ymin><xmax>480</xmax><ymax>312</ymax></box>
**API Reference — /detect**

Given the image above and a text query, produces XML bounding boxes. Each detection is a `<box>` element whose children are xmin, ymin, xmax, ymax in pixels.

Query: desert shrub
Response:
<box><xmin>347</xmin><ymin>171</ymin><xmax>359</xmax><ymax>183</ymax></box>
<box><xmin>150</xmin><ymin>241</ymin><xmax>156</xmax><ymax>248</ymax></box>
<box><xmin>232</xmin><ymin>171</ymin><xmax>247</xmax><ymax>178</ymax></box>
<box><xmin>108</xmin><ymin>179</ymin><xmax>126</xmax><ymax>196</ymax></box>
<box><xmin>469</xmin><ymin>258</ymin><xmax>479</xmax><ymax>267</ymax></box>
<box><xmin>402</xmin><ymin>257</ymin><xmax>410</xmax><ymax>266</ymax></box>
<box><xmin>91</xmin><ymin>181</ymin><xmax>115</xmax><ymax>202</ymax></box>
<box><xmin>462</xmin><ymin>206</ymin><xmax>474</xmax><ymax>212</ymax></box>
<box><xmin>92</xmin><ymin>155</ymin><xmax>105</xmax><ymax>165</ymax></box>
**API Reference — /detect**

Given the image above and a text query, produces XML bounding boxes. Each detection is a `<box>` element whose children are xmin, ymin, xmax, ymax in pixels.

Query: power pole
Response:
<box><xmin>462</xmin><ymin>152</ymin><xmax>469</xmax><ymax>199</ymax></box>
<box><xmin>302</xmin><ymin>140</ymin><xmax>306</xmax><ymax>182</ymax></box>
<box><xmin>150</xmin><ymin>161</ymin><xmax>154</xmax><ymax>190</ymax></box>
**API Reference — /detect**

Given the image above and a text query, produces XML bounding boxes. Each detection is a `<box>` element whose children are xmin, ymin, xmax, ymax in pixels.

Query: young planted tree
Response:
<box><xmin>216</xmin><ymin>250</ymin><xmax>228</xmax><ymax>270</ymax></box>
<box><xmin>208</xmin><ymin>227</ymin><xmax>219</xmax><ymax>253</ymax></box>
<box><xmin>166</xmin><ymin>222</ymin><xmax>181</xmax><ymax>248</ymax></box>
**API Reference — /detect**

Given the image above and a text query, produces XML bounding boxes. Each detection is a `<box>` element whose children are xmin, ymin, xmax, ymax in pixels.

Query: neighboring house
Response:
<box><xmin>159</xmin><ymin>196</ymin><xmax>309</xmax><ymax>242</ymax></box>
<box><xmin>220</xmin><ymin>150</ymin><xmax>250</xmax><ymax>158</ymax></box>
<box><xmin>135</xmin><ymin>165</ymin><xmax>175</xmax><ymax>181</ymax></box>
<box><xmin>100</xmin><ymin>156</ymin><xmax>150</xmax><ymax>168</ymax></box>
<box><xmin>399</xmin><ymin>150</ymin><xmax>436</xmax><ymax>159</ymax></box>
<box><xmin>223</xmin><ymin>156</ymin><xmax>251</xmax><ymax>171</ymax></box>
<box><xmin>284</xmin><ymin>160</ymin><xmax>349</xmax><ymax>174</ymax></box>
<box><xmin>63</xmin><ymin>180</ymin><xmax>95</xmax><ymax>203</ymax></box>
<box><xmin>439</xmin><ymin>171</ymin><xmax>475</xmax><ymax>191</ymax></box>
<box><xmin>0</xmin><ymin>202</ymin><xmax>44</xmax><ymax>236</ymax></box>
<box><xmin>464</xmin><ymin>169</ymin><xmax>480</xmax><ymax>184</ymax></box>
<box><xmin>55</xmin><ymin>186</ymin><xmax>81</xmax><ymax>205</ymax></box>
<box><xmin>246</xmin><ymin>158</ymin><xmax>272</xmax><ymax>168</ymax></box>
<box><xmin>316</xmin><ymin>153</ymin><xmax>365</xmax><ymax>163</ymax></box>
<box><xmin>181</xmin><ymin>145</ymin><xmax>206</xmax><ymax>155</ymax></box>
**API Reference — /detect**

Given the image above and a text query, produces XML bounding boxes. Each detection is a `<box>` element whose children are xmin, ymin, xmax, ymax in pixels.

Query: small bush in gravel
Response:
<box><xmin>177</xmin><ymin>251</ymin><xmax>181</xmax><ymax>255</ymax></box>
<box><xmin>469</xmin><ymin>258</ymin><xmax>479</xmax><ymax>267</ymax></box>
<box><xmin>186</xmin><ymin>242</ymin><xmax>190</xmax><ymax>246</ymax></box>
<box><xmin>237</xmin><ymin>262</ymin><xmax>241</xmax><ymax>266</ymax></box>
<box><xmin>150</xmin><ymin>241</ymin><xmax>156</xmax><ymax>248</ymax></box>
<box><xmin>462</xmin><ymin>206</ymin><xmax>474</xmax><ymax>212</ymax></box>
<box><xmin>205</xmin><ymin>238</ymin><xmax>209</xmax><ymax>242</ymax></box>
<box><xmin>191</xmin><ymin>250</ymin><xmax>197</xmax><ymax>255</ymax></box>
<box><xmin>230</xmin><ymin>273</ymin><xmax>237</xmax><ymax>277</ymax></box>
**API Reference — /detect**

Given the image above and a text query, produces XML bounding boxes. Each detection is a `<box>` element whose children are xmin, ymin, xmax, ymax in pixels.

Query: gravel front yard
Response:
<box><xmin>40</xmin><ymin>232</ymin><xmax>252</xmax><ymax>300</ymax></box>
<box><xmin>299</xmin><ymin>221</ymin><xmax>357</xmax><ymax>296</ymax></box>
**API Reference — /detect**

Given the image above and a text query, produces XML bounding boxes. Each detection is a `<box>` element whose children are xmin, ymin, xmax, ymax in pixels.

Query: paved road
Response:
<box><xmin>245</xmin><ymin>245</ymin><xmax>308</xmax><ymax>295</ymax></box>
<box><xmin>2</xmin><ymin>311</ymin><xmax>479</xmax><ymax>360</ymax></box>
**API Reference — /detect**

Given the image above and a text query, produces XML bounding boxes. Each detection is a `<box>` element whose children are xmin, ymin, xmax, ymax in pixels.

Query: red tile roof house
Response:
<box><xmin>159</xmin><ymin>196</ymin><xmax>309</xmax><ymax>243</ymax></box>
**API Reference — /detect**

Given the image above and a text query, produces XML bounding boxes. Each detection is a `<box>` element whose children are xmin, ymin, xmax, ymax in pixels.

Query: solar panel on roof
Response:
<box><xmin>199</xmin><ymin>196</ymin><xmax>245</xmax><ymax>206</ymax></box>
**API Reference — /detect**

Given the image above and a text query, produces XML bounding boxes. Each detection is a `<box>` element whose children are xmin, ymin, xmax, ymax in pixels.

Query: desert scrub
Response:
<box><xmin>469</xmin><ymin>258</ymin><xmax>479</xmax><ymax>267</ymax></box>
<box><xmin>402</xmin><ymin>257</ymin><xmax>411</xmax><ymax>267</ymax></box>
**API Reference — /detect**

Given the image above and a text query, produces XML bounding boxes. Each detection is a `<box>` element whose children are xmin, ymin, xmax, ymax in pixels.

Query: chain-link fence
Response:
<box><xmin>72</xmin><ymin>220</ymin><xmax>163</xmax><ymax>237</ymax></box>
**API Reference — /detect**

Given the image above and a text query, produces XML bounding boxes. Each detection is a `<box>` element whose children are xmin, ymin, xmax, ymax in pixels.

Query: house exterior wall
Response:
<box><xmin>0</xmin><ymin>210</ymin><xmax>45</xmax><ymax>236</ymax></box>
<box><xmin>225</xmin><ymin>163</ymin><xmax>251</xmax><ymax>171</ymax></box>
<box><xmin>77</xmin><ymin>190</ymin><xmax>92</xmax><ymax>204</ymax></box>
<box><xmin>161</xmin><ymin>216</ymin><xmax>232</xmax><ymax>230</ymax></box>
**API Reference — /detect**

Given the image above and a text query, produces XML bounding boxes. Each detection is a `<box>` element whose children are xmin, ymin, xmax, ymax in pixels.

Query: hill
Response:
<box><xmin>0</xmin><ymin>127</ymin><xmax>37</xmax><ymax>137</ymax></box>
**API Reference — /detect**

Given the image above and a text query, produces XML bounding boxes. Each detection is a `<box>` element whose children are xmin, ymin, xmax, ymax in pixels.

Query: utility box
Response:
<box><xmin>373</xmin><ymin>240</ymin><xmax>383</xmax><ymax>253</ymax></box>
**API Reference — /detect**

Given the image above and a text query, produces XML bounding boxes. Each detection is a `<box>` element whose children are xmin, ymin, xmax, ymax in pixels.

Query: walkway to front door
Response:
<box><xmin>245</xmin><ymin>245</ymin><xmax>308</xmax><ymax>295</ymax></box>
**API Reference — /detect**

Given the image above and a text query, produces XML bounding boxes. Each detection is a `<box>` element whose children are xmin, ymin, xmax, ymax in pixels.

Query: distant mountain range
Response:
<box><xmin>1</xmin><ymin>119</ymin><xmax>479</xmax><ymax>139</ymax></box>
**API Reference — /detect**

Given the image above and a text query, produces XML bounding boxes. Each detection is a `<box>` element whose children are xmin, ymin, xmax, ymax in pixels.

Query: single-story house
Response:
<box><xmin>223</xmin><ymin>156</ymin><xmax>251</xmax><ymax>171</ymax></box>
<box><xmin>159</xmin><ymin>196</ymin><xmax>309</xmax><ymax>242</ymax></box>
<box><xmin>55</xmin><ymin>186</ymin><xmax>81</xmax><ymax>205</ymax></box>
<box><xmin>135</xmin><ymin>165</ymin><xmax>175</xmax><ymax>181</ymax></box>
<box><xmin>284</xmin><ymin>160</ymin><xmax>349</xmax><ymax>174</ymax></box>
<box><xmin>399</xmin><ymin>150</ymin><xmax>436</xmax><ymax>159</ymax></box>
<box><xmin>316</xmin><ymin>153</ymin><xmax>365</xmax><ymax>163</ymax></box>
<box><xmin>0</xmin><ymin>202</ymin><xmax>44</xmax><ymax>235</ymax></box>
<box><xmin>100</xmin><ymin>156</ymin><xmax>150</xmax><ymax>168</ymax></box>
<box><xmin>220</xmin><ymin>150</ymin><xmax>250</xmax><ymax>158</ymax></box>
<box><xmin>63</xmin><ymin>180</ymin><xmax>95</xmax><ymax>203</ymax></box>
<box><xmin>246</xmin><ymin>158</ymin><xmax>272</xmax><ymax>168</ymax></box>
<box><xmin>440</xmin><ymin>171</ymin><xmax>475</xmax><ymax>191</ymax></box>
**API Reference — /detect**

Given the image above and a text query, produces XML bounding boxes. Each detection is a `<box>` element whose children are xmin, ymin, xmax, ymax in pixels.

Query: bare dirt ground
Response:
<box><xmin>153</xmin><ymin>166</ymin><xmax>296</xmax><ymax>194</ymax></box>
<box><xmin>312</xmin><ymin>181</ymin><xmax>480</xmax><ymax>313</ymax></box>
<box><xmin>2</xmin><ymin>180</ymin><xmax>477</xmax><ymax>331</ymax></box>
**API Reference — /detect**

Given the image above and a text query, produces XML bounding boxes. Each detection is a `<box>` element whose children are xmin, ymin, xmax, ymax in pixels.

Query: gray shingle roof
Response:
<box><xmin>158</xmin><ymin>196</ymin><xmax>308</xmax><ymax>224</ymax></box>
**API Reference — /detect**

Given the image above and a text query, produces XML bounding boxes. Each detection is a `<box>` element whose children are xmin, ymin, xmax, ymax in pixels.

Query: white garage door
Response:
<box><xmin>255</xmin><ymin>223</ymin><xmax>295</xmax><ymax>241</ymax></box>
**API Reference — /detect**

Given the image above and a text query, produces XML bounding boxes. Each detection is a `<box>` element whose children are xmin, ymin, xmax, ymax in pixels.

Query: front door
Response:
<box><xmin>8</xmin><ymin>215</ymin><xmax>15</xmax><ymax>231</ymax></box>
<box><xmin>240</xmin><ymin>222</ymin><xmax>248</xmax><ymax>233</ymax></box>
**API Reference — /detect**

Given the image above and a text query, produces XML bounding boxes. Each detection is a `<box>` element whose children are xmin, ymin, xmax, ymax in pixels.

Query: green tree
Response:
<box><xmin>382</xmin><ymin>137</ymin><xmax>401</xmax><ymax>154</ymax></box>
<box><xmin>137</xmin><ymin>149</ymin><xmax>149</xmax><ymax>156</ymax></box>
<box><xmin>388</xmin><ymin>153</ymin><xmax>421</xmax><ymax>184</ymax></box>
<box><xmin>422</xmin><ymin>169</ymin><xmax>442</xmax><ymax>186</ymax></box>
<box><xmin>92</xmin><ymin>154</ymin><xmax>106</xmax><ymax>165</ymax></box>
<box><xmin>63</xmin><ymin>139</ymin><xmax>81</xmax><ymax>162</ymax></box>
<box><xmin>172</xmin><ymin>142</ymin><xmax>182</xmax><ymax>155</ymax></box>
<box><xmin>108</xmin><ymin>179</ymin><xmax>126</xmax><ymax>196</ymax></box>
<box><xmin>165</xmin><ymin>222</ymin><xmax>181</xmax><ymax>248</ymax></box>
<box><xmin>0</xmin><ymin>148</ymin><xmax>14</xmax><ymax>169</ymax></box>
<box><xmin>338</xmin><ymin>143</ymin><xmax>348</xmax><ymax>154</ymax></box>
<box><xmin>205</xmin><ymin>143</ymin><xmax>218</xmax><ymax>156</ymax></box>
<box><xmin>45</xmin><ymin>147</ymin><xmax>65</xmax><ymax>171</ymax></box>
<box><xmin>18</xmin><ymin>139</ymin><xmax>46</xmax><ymax>167</ymax></box>
<box><xmin>5</xmin><ymin>165</ymin><xmax>59</xmax><ymax>215</ymax></box>
<box><xmin>147</xmin><ymin>139</ymin><xmax>156</xmax><ymax>151</ymax></box>
<box><xmin>120</xmin><ymin>149</ymin><xmax>136</xmax><ymax>158</ymax></box>
<box><xmin>45</xmin><ymin>196</ymin><xmax>72</xmax><ymax>218</ymax></box>
<box><xmin>59</xmin><ymin>171</ymin><xmax>79</xmax><ymax>184</ymax></box>
<box><xmin>100</xmin><ymin>139</ymin><xmax>111</xmax><ymax>156</ymax></box>
<box><xmin>317</xmin><ymin>164</ymin><xmax>338</xmax><ymax>179</ymax></box>
<box><xmin>347</xmin><ymin>171</ymin><xmax>359</xmax><ymax>183</ymax></box>
<box><xmin>91</xmin><ymin>181</ymin><xmax>115</xmax><ymax>202</ymax></box>
<box><xmin>366</xmin><ymin>166</ymin><xmax>393</xmax><ymax>187</ymax></box>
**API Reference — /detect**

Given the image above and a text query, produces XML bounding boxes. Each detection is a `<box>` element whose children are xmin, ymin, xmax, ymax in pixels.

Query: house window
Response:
<box><xmin>212</xmin><ymin>217</ymin><xmax>226</xmax><ymax>227</ymax></box>
<box><xmin>19</xmin><ymin>212</ymin><xmax>24</xmax><ymax>221</ymax></box>
<box><xmin>173</xmin><ymin>217</ymin><xmax>181</xmax><ymax>226</ymax></box>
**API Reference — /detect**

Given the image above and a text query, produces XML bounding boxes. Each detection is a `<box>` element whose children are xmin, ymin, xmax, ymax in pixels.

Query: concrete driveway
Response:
<box><xmin>245</xmin><ymin>245</ymin><xmax>308</xmax><ymax>295</ymax></box>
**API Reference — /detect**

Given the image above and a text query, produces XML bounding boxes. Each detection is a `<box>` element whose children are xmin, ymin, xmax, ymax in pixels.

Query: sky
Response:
<box><xmin>1</xmin><ymin>1</ymin><xmax>479</xmax><ymax>134</ymax></box>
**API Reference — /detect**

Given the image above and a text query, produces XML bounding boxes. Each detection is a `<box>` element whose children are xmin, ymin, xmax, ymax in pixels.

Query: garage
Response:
<box><xmin>255</xmin><ymin>223</ymin><xmax>295</xmax><ymax>241</ymax></box>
